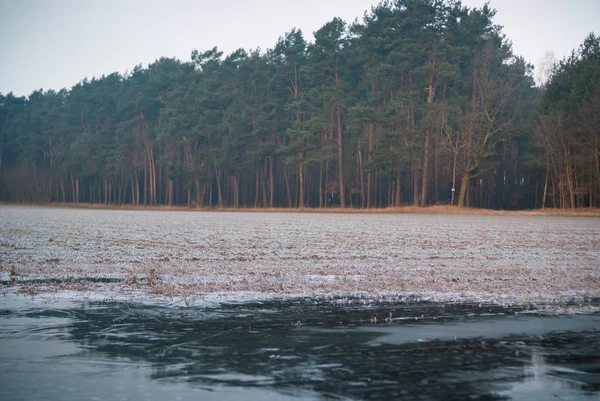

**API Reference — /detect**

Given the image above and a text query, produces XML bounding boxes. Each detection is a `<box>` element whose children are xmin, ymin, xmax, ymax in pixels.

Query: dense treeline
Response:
<box><xmin>0</xmin><ymin>0</ymin><xmax>598</xmax><ymax>209</ymax></box>
<box><xmin>534</xmin><ymin>35</ymin><xmax>600</xmax><ymax>208</ymax></box>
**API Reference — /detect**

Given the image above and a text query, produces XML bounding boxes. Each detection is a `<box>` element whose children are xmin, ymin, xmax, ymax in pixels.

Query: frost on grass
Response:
<box><xmin>0</xmin><ymin>205</ymin><xmax>599</xmax><ymax>306</ymax></box>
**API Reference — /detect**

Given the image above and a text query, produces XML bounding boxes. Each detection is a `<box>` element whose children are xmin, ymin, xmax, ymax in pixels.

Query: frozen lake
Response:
<box><xmin>0</xmin><ymin>298</ymin><xmax>599</xmax><ymax>401</ymax></box>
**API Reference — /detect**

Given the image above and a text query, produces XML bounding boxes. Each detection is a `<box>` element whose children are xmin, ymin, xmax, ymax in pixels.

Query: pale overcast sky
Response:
<box><xmin>0</xmin><ymin>0</ymin><xmax>598</xmax><ymax>96</ymax></box>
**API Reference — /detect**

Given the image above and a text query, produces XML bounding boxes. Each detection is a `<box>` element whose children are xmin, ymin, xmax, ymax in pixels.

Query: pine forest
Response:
<box><xmin>1</xmin><ymin>0</ymin><xmax>599</xmax><ymax>210</ymax></box>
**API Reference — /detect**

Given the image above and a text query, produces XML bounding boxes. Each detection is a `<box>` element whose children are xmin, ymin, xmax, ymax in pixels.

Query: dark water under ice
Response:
<box><xmin>1</xmin><ymin>298</ymin><xmax>599</xmax><ymax>401</ymax></box>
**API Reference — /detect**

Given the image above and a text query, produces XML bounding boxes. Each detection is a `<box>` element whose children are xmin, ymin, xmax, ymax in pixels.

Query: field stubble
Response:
<box><xmin>1</xmin><ymin>205</ymin><xmax>599</xmax><ymax>305</ymax></box>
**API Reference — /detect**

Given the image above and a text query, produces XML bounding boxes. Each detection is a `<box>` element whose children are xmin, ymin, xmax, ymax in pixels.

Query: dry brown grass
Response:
<box><xmin>9</xmin><ymin>202</ymin><xmax>600</xmax><ymax>217</ymax></box>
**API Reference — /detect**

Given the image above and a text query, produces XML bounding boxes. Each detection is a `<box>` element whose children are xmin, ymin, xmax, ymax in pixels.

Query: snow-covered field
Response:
<box><xmin>1</xmin><ymin>205</ymin><xmax>599</xmax><ymax>305</ymax></box>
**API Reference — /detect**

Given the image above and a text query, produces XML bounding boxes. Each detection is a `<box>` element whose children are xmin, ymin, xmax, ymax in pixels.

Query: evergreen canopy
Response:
<box><xmin>0</xmin><ymin>0</ymin><xmax>597</xmax><ymax>209</ymax></box>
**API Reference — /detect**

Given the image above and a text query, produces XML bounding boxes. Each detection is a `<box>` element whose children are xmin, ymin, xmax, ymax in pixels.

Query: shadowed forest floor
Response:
<box><xmin>8</xmin><ymin>202</ymin><xmax>600</xmax><ymax>217</ymax></box>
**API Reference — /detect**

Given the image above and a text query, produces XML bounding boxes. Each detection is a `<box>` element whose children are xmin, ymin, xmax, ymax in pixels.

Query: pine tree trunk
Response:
<box><xmin>567</xmin><ymin>145</ymin><xmax>575</xmax><ymax>209</ymax></box>
<box><xmin>542</xmin><ymin>152</ymin><xmax>549</xmax><ymax>209</ymax></box>
<box><xmin>318</xmin><ymin>161</ymin><xmax>323</xmax><ymax>209</ymax></box>
<box><xmin>283</xmin><ymin>169</ymin><xmax>293</xmax><ymax>208</ymax></box>
<box><xmin>336</xmin><ymin>105</ymin><xmax>345</xmax><ymax>208</ymax></box>
<box><xmin>254</xmin><ymin>171</ymin><xmax>260</xmax><ymax>208</ymax></box>
<box><xmin>215</xmin><ymin>168</ymin><xmax>223</xmax><ymax>208</ymax></box>
<box><xmin>358</xmin><ymin>145</ymin><xmax>365</xmax><ymax>208</ymax></box>
<box><xmin>130</xmin><ymin>178</ymin><xmax>135</xmax><ymax>206</ymax></box>
<box><xmin>420</xmin><ymin>66</ymin><xmax>435</xmax><ymax>208</ymax></box>
<box><xmin>194</xmin><ymin>176</ymin><xmax>201</xmax><ymax>207</ymax></box>
<box><xmin>367</xmin><ymin>123</ymin><xmax>373</xmax><ymax>209</ymax></box>
<box><xmin>324</xmin><ymin>159</ymin><xmax>330</xmax><ymax>208</ymax></box>
<box><xmin>412</xmin><ymin>160</ymin><xmax>419</xmax><ymax>206</ymax></box>
<box><xmin>70</xmin><ymin>175</ymin><xmax>75</xmax><ymax>203</ymax></box>
<box><xmin>451</xmin><ymin>132</ymin><xmax>459</xmax><ymax>206</ymax></box>
<box><xmin>298</xmin><ymin>161</ymin><xmax>304</xmax><ymax>208</ymax></box>
<box><xmin>458</xmin><ymin>173</ymin><xmax>469</xmax><ymax>208</ymax></box>
<box><xmin>434</xmin><ymin>133</ymin><xmax>440</xmax><ymax>204</ymax></box>
<box><xmin>144</xmin><ymin>160</ymin><xmax>148</xmax><ymax>206</ymax></box>
<box><xmin>269</xmin><ymin>156</ymin><xmax>274</xmax><ymax>208</ymax></box>
<box><xmin>76</xmin><ymin>178</ymin><xmax>80</xmax><ymax>203</ymax></box>
<box><xmin>262</xmin><ymin>160</ymin><xmax>268</xmax><ymax>207</ymax></box>
<box><xmin>420</xmin><ymin>132</ymin><xmax>430</xmax><ymax>207</ymax></box>
<box><xmin>103</xmin><ymin>178</ymin><xmax>108</xmax><ymax>205</ymax></box>
<box><xmin>233</xmin><ymin>176</ymin><xmax>239</xmax><ymax>208</ymax></box>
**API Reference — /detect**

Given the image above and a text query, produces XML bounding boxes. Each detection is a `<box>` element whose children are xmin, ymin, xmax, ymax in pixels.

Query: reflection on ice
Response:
<box><xmin>498</xmin><ymin>351</ymin><xmax>598</xmax><ymax>400</ymax></box>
